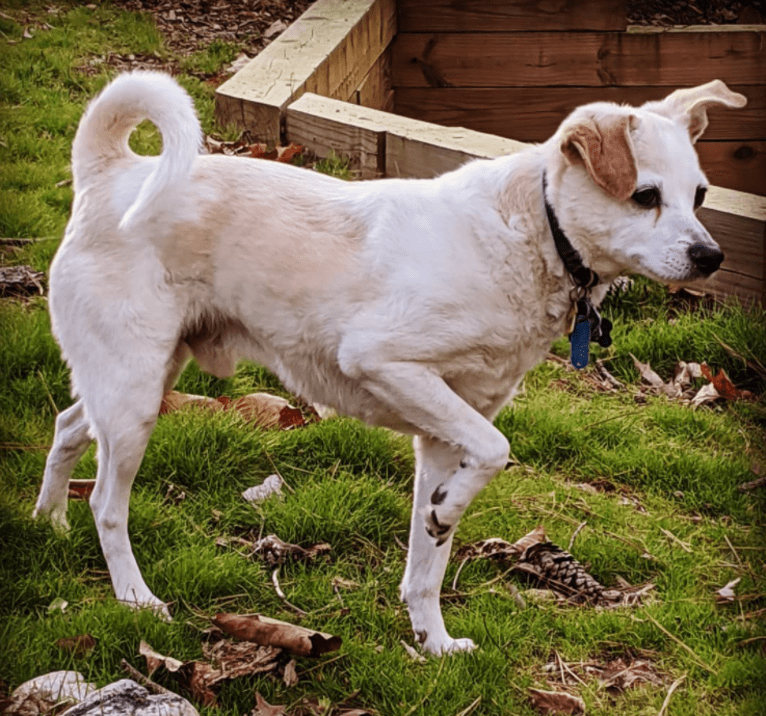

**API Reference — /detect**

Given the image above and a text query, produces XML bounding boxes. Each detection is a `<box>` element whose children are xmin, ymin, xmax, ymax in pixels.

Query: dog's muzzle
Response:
<box><xmin>688</xmin><ymin>243</ymin><xmax>724</xmax><ymax>276</ymax></box>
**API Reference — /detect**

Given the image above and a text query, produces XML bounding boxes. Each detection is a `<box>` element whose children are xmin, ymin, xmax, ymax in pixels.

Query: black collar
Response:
<box><xmin>542</xmin><ymin>172</ymin><xmax>599</xmax><ymax>291</ymax></box>
<box><xmin>542</xmin><ymin>172</ymin><xmax>613</xmax><ymax>366</ymax></box>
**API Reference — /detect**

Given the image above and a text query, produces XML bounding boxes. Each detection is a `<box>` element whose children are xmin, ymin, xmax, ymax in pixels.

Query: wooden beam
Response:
<box><xmin>398</xmin><ymin>0</ymin><xmax>627</xmax><ymax>32</ymax></box>
<box><xmin>391</xmin><ymin>27</ymin><xmax>766</xmax><ymax>88</ymax></box>
<box><xmin>215</xmin><ymin>0</ymin><xmax>395</xmax><ymax>143</ymax></box>
<box><xmin>394</xmin><ymin>86</ymin><xmax>766</xmax><ymax>143</ymax></box>
<box><xmin>350</xmin><ymin>48</ymin><xmax>394</xmax><ymax>112</ymax></box>
<box><xmin>692</xmin><ymin>187</ymin><xmax>766</xmax><ymax>305</ymax></box>
<box><xmin>284</xmin><ymin>93</ymin><xmax>387</xmax><ymax>178</ymax></box>
<box><xmin>696</xmin><ymin>142</ymin><xmax>766</xmax><ymax>197</ymax></box>
<box><xmin>284</xmin><ymin>92</ymin><xmax>527</xmax><ymax>178</ymax></box>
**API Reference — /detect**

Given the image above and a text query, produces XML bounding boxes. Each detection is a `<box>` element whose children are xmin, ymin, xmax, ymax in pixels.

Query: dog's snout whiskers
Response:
<box><xmin>688</xmin><ymin>243</ymin><xmax>724</xmax><ymax>276</ymax></box>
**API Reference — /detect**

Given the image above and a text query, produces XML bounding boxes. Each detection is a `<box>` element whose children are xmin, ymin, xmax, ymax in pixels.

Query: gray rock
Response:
<box><xmin>59</xmin><ymin>679</ymin><xmax>199</xmax><ymax>716</ymax></box>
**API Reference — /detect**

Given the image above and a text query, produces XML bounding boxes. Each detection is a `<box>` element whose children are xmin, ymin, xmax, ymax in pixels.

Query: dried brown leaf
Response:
<box><xmin>631</xmin><ymin>354</ymin><xmax>679</xmax><ymax>397</ymax></box>
<box><xmin>55</xmin><ymin>634</ymin><xmax>97</xmax><ymax>657</ymax></box>
<box><xmin>700</xmin><ymin>364</ymin><xmax>753</xmax><ymax>401</ymax></box>
<box><xmin>282</xmin><ymin>658</ymin><xmax>299</xmax><ymax>687</ymax></box>
<box><xmin>252</xmin><ymin>692</ymin><xmax>288</xmax><ymax>716</ymax></box>
<box><xmin>253</xmin><ymin>534</ymin><xmax>331</xmax><ymax>566</ymax></box>
<box><xmin>139</xmin><ymin>640</ymin><xmax>183</xmax><ymax>677</ymax></box>
<box><xmin>528</xmin><ymin>688</ymin><xmax>585</xmax><ymax>715</ymax></box>
<box><xmin>213</xmin><ymin>613</ymin><xmax>342</xmax><ymax>657</ymax></box>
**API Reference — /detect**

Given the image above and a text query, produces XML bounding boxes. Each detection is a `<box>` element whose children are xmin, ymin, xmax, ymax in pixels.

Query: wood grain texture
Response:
<box><xmin>394</xmin><ymin>86</ymin><xmax>766</xmax><ymax>143</ymax></box>
<box><xmin>397</xmin><ymin>0</ymin><xmax>627</xmax><ymax>32</ymax></box>
<box><xmin>391</xmin><ymin>29</ymin><xmax>766</xmax><ymax>88</ymax></box>
<box><xmin>350</xmin><ymin>48</ymin><xmax>394</xmax><ymax>112</ymax></box>
<box><xmin>215</xmin><ymin>0</ymin><xmax>395</xmax><ymax>142</ymax></box>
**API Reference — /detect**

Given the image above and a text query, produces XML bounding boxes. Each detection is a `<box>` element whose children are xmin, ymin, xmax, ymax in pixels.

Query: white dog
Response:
<box><xmin>34</xmin><ymin>73</ymin><xmax>745</xmax><ymax>655</ymax></box>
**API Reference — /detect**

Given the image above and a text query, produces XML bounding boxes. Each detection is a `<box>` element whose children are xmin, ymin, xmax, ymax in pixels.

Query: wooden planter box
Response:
<box><xmin>215</xmin><ymin>0</ymin><xmax>766</xmax><ymax>306</ymax></box>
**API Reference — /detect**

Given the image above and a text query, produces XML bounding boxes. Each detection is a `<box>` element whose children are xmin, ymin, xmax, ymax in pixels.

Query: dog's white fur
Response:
<box><xmin>34</xmin><ymin>73</ymin><xmax>745</xmax><ymax>655</ymax></box>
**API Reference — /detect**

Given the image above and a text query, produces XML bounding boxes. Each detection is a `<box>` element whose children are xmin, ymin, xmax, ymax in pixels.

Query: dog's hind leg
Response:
<box><xmin>401</xmin><ymin>436</ymin><xmax>477</xmax><ymax>655</ymax></box>
<box><xmin>83</xmin><ymin>341</ymin><xmax>189</xmax><ymax>616</ymax></box>
<box><xmin>33</xmin><ymin>399</ymin><xmax>93</xmax><ymax>531</ymax></box>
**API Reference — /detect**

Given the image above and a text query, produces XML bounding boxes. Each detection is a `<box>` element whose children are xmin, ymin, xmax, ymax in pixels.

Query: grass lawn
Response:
<box><xmin>1</xmin><ymin>4</ymin><xmax>765</xmax><ymax>715</ymax></box>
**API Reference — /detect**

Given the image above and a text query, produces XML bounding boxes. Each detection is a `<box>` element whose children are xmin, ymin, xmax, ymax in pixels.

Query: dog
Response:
<box><xmin>34</xmin><ymin>73</ymin><xmax>745</xmax><ymax>655</ymax></box>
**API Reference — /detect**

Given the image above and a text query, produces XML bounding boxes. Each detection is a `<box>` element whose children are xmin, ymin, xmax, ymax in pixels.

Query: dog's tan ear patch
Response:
<box><xmin>560</xmin><ymin>114</ymin><xmax>637</xmax><ymax>202</ymax></box>
<box><xmin>644</xmin><ymin>80</ymin><xmax>747</xmax><ymax>143</ymax></box>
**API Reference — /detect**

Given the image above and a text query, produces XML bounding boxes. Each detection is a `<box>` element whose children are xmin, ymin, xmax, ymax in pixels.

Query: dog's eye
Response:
<box><xmin>694</xmin><ymin>186</ymin><xmax>707</xmax><ymax>209</ymax></box>
<box><xmin>631</xmin><ymin>187</ymin><xmax>661</xmax><ymax>209</ymax></box>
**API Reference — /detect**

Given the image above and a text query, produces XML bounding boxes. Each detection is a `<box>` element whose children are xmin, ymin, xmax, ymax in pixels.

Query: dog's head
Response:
<box><xmin>548</xmin><ymin>80</ymin><xmax>747</xmax><ymax>284</ymax></box>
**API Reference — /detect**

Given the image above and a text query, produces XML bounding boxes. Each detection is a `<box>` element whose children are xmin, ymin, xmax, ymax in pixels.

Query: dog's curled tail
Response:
<box><xmin>72</xmin><ymin>71</ymin><xmax>202</xmax><ymax>230</ymax></box>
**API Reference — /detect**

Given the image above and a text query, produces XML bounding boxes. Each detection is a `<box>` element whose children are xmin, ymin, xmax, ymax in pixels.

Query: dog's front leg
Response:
<box><xmin>34</xmin><ymin>400</ymin><xmax>93</xmax><ymax>531</ymax></box>
<box><xmin>340</xmin><ymin>352</ymin><xmax>509</xmax><ymax>653</ymax></box>
<box><xmin>401</xmin><ymin>436</ymin><xmax>477</xmax><ymax>655</ymax></box>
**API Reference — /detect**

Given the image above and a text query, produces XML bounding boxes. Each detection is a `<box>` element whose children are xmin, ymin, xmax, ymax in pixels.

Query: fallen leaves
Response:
<box><xmin>529</xmin><ymin>651</ymin><xmax>669</xmax><ymax>714</ymax></box>
<box><xmin>0</xmin><ymin>265</ymin><xmax>46</xmax><ymax>298</ymax></box>
<box><xmin>213</xmin><ymin>613</ymin><xmax>342</xmax><ymax>658</ymax></box>
<box><xmin>629</xmin><ymin>356</ymin><xmax>755</xmax><ymax>406</ymax></box>
<box><xmin>160</xmin><ymin>391</ymin><xmax>314</xmax><ymax>430</ymax></box>
<box><xmin>528</xmin><ymin>687</ymin><xmax>585</xmax><ymax>715</ymax></box>
<box><xmin>205</xmin><ymin>134</ymin><xmax>304</xmax><ymax>164</ymax></box>
<box><xmin>251</xmin><ymin>534</ymin><xmax>332</xmax><ymax>567</ymax></box>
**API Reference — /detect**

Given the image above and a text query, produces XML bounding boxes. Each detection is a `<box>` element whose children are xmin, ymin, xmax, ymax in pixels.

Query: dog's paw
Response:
<box><xmin>423</xmin><ymin>635</ymin><xmax>477</xmax><ymax>656</ymax></box>
<box><xmin>32</xmin><ymin>504</ymin><xmax>70</xmax><ymax>534</ymax></box>
<box><xmin>119</xmin><ymin>593</ymin><xmax>172</xmax><ymax>621</ymax></box>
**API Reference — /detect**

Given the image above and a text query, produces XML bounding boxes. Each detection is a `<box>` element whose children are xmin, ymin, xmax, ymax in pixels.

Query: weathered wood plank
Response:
<box><xmin>390</xmin><ymin>29</ymin><xmax>766</xmax><ymax>88</ymax></box>
<box><xmin>696</xmin><ymin>142</ymin><xmax>766</xmax><ymax>196</ymax></box>
<box><xmin>215</xmin><ymin>0</ymin><xmax>395</xmax><ymax>143</ymax></box>
<box><xmin>394</xmin><ymin>86</ymin><xmax>766</xmax><ymax>143</ymax></box>
<box><xmin>283</xmin><ymin>92</ymin><xmax>526</xmax><ymax>177</ymax></box>
<box><xmin>284</xmin><ymin>93</ymin><xmax>387</xmax><ymax>177</ymax></box>
<box><xmin>398</xmin><ymin>0</ymin><xmax>627</xmax><ymax>32</ymax></box>
<box><xmin>350</xmin><ymin>48</ymin><xmax>393</xmax><ymax>112</ymax></box>
<box><xmin>694</xmin><ymin>187</ymin><xmax>766</xmax><ymax>304</ymax></box>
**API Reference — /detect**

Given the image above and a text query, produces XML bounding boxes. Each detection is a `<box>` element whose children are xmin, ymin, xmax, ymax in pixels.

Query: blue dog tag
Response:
<box><xmin>570</xmin><ymin>315</ymin><xmax>590</xmax><ymax>370</ymax></box>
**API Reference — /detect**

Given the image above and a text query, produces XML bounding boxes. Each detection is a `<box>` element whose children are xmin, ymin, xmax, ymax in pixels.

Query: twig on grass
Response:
<box><xmin>120</xmin><ymin>659</ymin><xmax>173</xmax><ymax>696</ymax></box>
<box><xmin>568</xmin><ymin>521</ymin><xmax>587</xmax><ymax>552</ymax></box>
<box><xmin>657</xmin><ymin>673</ymin><xmax>686</xmax><ymax>716</ymax></box>
<box><xmin>452</xmin><ymin>556</ymin><xmax>470</xmax><ymax>591</ymax></box>
<box><xmin>738</xmin><ymin>475</ymin><xmax>766</xmax><ymax>492</ymax></box>
<box><xmin>643</xmin><ymin>613</ymin><xmax>716</xmax><ymax>674</ymax></box>
<box><xmin>271</xmin><ymin>568</ymin><xmax>307</xmax><ymax>617</ymax></box>
<box><xmin>658</xmin><ymin>527</ymin><xmax>692</xmax><ymax>553</ymax></box>
<box><xmin>453</xmin><ymin>695</ymin><xmax>482</xmax><ymax>716</ymax></box>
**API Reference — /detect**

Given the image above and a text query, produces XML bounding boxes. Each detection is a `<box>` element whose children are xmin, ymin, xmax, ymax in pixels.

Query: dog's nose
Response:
<box><xmin>689</xmin><ymin>243</ymin><xmax>724</xmax><ymax>276</ymax></box>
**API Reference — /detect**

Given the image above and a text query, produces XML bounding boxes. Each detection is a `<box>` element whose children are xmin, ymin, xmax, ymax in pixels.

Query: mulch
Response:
<box><xmin>110</xmin><ymin>0</ymin><xmax>314</xmax><ymax>58</ymax></box>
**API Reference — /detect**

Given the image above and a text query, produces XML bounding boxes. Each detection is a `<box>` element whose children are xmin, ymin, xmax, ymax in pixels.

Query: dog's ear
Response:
<box><xmin>560</xmin><ymin>114</ymin><xmax>637</xmax><ymax>202</ymax></box>
<box><xmin>644</xmin><ymin>80</ymin><xmax>747</xmax><ymax>143</ymax></box>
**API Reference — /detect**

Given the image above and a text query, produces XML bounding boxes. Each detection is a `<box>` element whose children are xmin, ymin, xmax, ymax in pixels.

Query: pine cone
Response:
<box><xmin>518</xmin><ymin>542</ymin><xmax>606</xmax><ymax>603</ymax></box>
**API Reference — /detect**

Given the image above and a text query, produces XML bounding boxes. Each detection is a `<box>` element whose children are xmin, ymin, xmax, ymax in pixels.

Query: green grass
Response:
<box><xmin>1</xmin><ymin>4</ymin><xmax>766</xmax><ymax>715</ymax></box>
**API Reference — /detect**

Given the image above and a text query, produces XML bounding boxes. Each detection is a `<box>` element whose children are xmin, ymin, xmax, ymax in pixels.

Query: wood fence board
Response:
<box><xmin>215</xmin><ymin>0</ymin><xmax>395</xmax><ymax>142</ymax></box>
<box><xmin>398</xmin><ymin>0</ymin><xmax>626</xmax><ymax>32</ymax></box>
<box><xmin>696</xmin><ymin>142</ymin><xmax>766</xmax><ymax>196</ymax></box>
<box><xmin>390</xmin><ymin>29</ymin><xmax>766</xmax><ymax>88</ymax></box>
<box><xmin>351</xmin><ymin>48</ymin><xmax>394</xmax><ymax>111</ymax></box>
<box><xmin>394</xmin><ymin>86</ymin><xmax>766</xmax><ymax>142</ymax></box>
